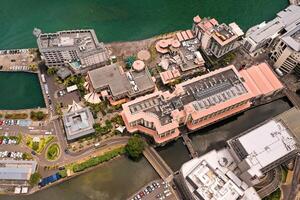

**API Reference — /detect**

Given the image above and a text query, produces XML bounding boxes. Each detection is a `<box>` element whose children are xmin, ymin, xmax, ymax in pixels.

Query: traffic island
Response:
<box><xmin>46</xmin><ymin>143</ymin><xmax>61</xmax><ymax>161</ymax></box>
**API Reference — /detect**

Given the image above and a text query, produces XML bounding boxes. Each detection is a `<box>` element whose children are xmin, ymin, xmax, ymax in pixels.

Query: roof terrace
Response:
<box><xmin>212</xmin><ymin>23</ymin><xmax>239</xmax><ymax>46</ymax></box>
<box><xmin>38</xmin><ymin>29</ymin><xmax>99</xmax><ymax>51</ymax></box>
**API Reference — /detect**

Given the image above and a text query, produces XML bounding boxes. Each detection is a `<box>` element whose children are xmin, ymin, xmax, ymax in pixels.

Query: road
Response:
<box><xmin>0</xmin><ymin>135</ymin><xmax>129</xmax><ymax>167</ymax></box>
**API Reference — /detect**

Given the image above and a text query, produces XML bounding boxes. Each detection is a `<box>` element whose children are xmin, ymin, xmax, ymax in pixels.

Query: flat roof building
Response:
<box><xmin>243</xmin><ymin>5</ymin><xmax>300</xmax><ymax>54</ymax></box>
<box><xmin>192</xmin><ymin>16</ymin><xmax>243</xmax><ymax>58</ymax></box>
<box><xmin>35</xmin><ymin>29</ymin><xmax>109</xmax><ymax>73</ymax></box>
<box><xmin>62</xmin><ymin>102</ymin><xmax>95</xmax><ymax>141</ymax></box>
<box><xmin>179</xmin><ymin>149</ymin><xmax>261</xmax><ymax>200</ymax></box>
<box><xmin>87</xmin><ymin>63</ymin><xmax>155</xmax><ymax>104</ymax></box>
<box><xmin>0</xmin><ymin>160</ymin><xmax>37</xmax><ymax>181</ymax></box>
<box><xmin>122</xmin><ymin>62</ymin><xmax>283</xmax><ymax>144</ymax></box>
<box><xmin>227</xmin><ymin>108</ymin><xmax>300</xmax><ymax>186</ymax></box>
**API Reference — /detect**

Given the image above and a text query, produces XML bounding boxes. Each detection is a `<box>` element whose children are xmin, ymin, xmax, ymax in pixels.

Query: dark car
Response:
<box><xmin>31</xmin><ymin>151</ymin><xmax>36</xmax><ymax>155</ymax></box>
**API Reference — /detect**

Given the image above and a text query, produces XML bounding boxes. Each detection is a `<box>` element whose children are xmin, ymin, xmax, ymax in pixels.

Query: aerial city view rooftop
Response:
<box><xmin>0</xmin><ymin>0</ymin><xmax>300</xmax><ymax>200</ymax></box>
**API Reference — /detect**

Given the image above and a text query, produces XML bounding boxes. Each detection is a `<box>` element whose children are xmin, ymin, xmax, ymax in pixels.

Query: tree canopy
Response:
<box><xmin>125</xmin><ymin>135</ymin><xmax>146</xmax><ymax>160</ymax></box>
<box><xmin>29</xmin><ymin>172</ymin><xmax>41</xmax><ymax>186</ymax></box>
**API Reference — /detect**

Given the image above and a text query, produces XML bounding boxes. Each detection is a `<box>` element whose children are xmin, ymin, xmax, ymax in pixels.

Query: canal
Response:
<box><xmin>0</xmin><ymin>72</ymin><xmax>45</xmax><ymax>110</ymax></box>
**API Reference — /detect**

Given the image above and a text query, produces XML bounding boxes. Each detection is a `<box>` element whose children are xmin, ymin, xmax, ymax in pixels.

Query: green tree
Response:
<box><xmin>47</xmin><ymin>67</ymin><xmax>57</xmax><ymax>76</ymax></box>
<box><xmin>125</xmin><ymin>56</ymin><xmax>136</xmax><ymax>69</ymax></box>
<box><xmin>30</xmin><ymin>111</ymin><xmax>46</xmax><ymax>121</ymax></box>
<box><xmin>29</xmin><ymin>172</ymin><xmax>41</xmax><ymax>186</ymax></box>
<box><xmin>32</xmin><ymin>142</ymin><xmax>39</xmax><ymax>151</ymax></box>
<box><xmin>125</xmin><ymin>135</ymin><xmax>146</xmax><ymax>160</ymax></box>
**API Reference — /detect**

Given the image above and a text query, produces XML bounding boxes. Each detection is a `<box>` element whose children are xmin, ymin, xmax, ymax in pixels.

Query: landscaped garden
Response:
<box><xmin>46</xmin><ymin>143</ymin><xmax>60</xmax><ymax>161</ymax></box>
<box><xmin>30</xmin><ymin>111</ymin><xmax>47</xmax><ymax>121</ymax></box>
<box><xmin>26</xmin><ymin>135</ymin><xmax>54</xmax><ymax>153</ymax></box>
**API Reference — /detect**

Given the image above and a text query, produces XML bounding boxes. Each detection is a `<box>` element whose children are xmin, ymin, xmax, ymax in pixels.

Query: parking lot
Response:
<box><xmin>0</xmin><ymin>49</ymin><xmax>34</xmax><ymax>70</ymax></box>
<box><xmin>0</xmin><ymin>119</ymin><xmax>52</xmax><ymax>136</ymax></box>
<box><xmin>128</xmin><ymin>180</ymin><xmax>176</xmax><ymax>200</ymax></box>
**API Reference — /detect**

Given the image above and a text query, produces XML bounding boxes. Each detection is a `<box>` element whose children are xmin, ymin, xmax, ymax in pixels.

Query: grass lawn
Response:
<box><xmin>46</xmin><ymin>143</ymin><xmax>60</xmax><ymax>161</ymax></box>
<box><xmin>26</xmin><ymin>135</ymin><xmax>54</xmax><ymax>153</ymax></box>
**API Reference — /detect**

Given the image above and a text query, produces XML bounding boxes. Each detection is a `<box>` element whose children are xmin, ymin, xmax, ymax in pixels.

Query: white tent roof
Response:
<box><xmin>67</xmin><ymin>101</ymin><xmax>83</xmax><ymax>112</ymax></box>
<box><xmin>84</xmin><ymin>92</ymin><xmax>101</xmax><ymax>104</ymax></box>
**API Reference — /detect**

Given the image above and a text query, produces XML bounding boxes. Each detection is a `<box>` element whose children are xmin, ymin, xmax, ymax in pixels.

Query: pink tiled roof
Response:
<box><xmin>193</xmin><ymin>15</ymin><xmax>202</xmax><ymax>23</ymax></box>
<box><xmin>186</xmin><ymin>30</ymin><xmax>194</xmax><ymax>39</ymax></box>
<box><xmin>203</xmin><ymin>21</ymin><xmax>213</xmax><ymax>30</ymax></box>
<box><xmin>239</xmin><ymin>63</ymin><xmax>283</xmax><ymax>96</ymax></box>
<box><xmin>176</xmin><ymin>32</ymin><xmax>184</xmax><ymax>42</ymax></box>
<box><xmin>210</xmin><ymin>18</ymin><xmax>219</xmax><ymax>26</ymax></box>
<box><xmin>181</xmin><ymin>31</ymin><xmax>189</xmax><ymax>41</ymax></box>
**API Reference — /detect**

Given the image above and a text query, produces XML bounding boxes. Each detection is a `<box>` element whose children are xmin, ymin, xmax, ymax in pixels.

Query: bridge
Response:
<box><xmin>182</xmin><ymin>134</ymin><xmax>198</xmax><ymax>158</ymax></box>
<box><xmin>143</xmin><ymin>146</ymin><xmax>173</xmax><ymax>181</ymax></box>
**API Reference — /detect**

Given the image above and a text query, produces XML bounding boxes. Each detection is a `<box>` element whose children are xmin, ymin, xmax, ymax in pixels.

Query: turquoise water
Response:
<box><xmin>0</xmin><ymin>0</ymin><xmax>288</xmax><ymax>49</ymax></box>
<box><xmin>0</xmin><ymin>72</ymin><xmax>45</xmax><ymax>109</ymax></box>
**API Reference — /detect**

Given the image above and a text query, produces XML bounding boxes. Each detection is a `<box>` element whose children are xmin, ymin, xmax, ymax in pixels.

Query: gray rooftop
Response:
<box><xmin>281</xmin><ymin>24</ymin><xmax>300</xmax><ymax>51</ymax></box>
<box><xmin>247</xmin><ymin>5</ymin><xmax>300</xmax><ymax>44</ymax></box>
<box><xmin>62</xmin><ymin>107</ymin><xmax>95</xmax><ymax>140</ymax></box>
<box><xmin>0</xmin><ymin>160</ymin><xmax>37</xmax><ymax>181</ymax></box>
<box><xmin>57</xmin><ymin>67</ymin><xmax>72</xmax><ymax>80</ymax></box>
<box><xmin>37</xmin><ymin>29</ymin><xmax>109</xmax><ymax>67</ymax></box>
<box><xmin>88</xmin><ymin>63</ymin><xmax>155</xmax><ymax>98</ymax></box>
<box><xmin>38</xmin><ymin>29</ymin><xmax>100</xmax><ymax>50</ymax></box>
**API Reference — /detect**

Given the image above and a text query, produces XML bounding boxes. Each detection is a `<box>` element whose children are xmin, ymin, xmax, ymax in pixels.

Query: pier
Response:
<box><xmin>143</xmin><ymin>146</ymin><xmax>173</xmax><ymax>181</ymax></box>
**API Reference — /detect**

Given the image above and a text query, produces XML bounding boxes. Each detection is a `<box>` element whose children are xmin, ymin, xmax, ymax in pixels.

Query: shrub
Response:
<box><xmin>32</xmin><ymin>142</ymin><xmax>39</xmax><ymax>151</ymax></box>
<box><xmin>58</xmin><ymin>169</ymin><xmax>67</xmax><ymax>178</ymax></box>
<box><xmin>29</xmin><ymin>172</ymin><xmax>41</xmax><ymax>186</ymax></box>
<box><xmin>111</xmin><ymin>115</ymin><xmax>125</xmax><ymax>126</ymax></box>
<box><xmin>125</xmin><ymin>56</ymin><xmax>136</xmax><ymax>69</ymax></box>
<box><xmin>47</xmin><ymin>144</ymin><xmax>60</xmax><ymax>161</ymax></box>
<box><xmin>72</xmin><ymin>147</ymin><xmax>125</xmax><ymax>172</ymax></box>
<box><xmin>5</xmin><ymin>113</ymin><xmax>28</xmax><ymax>119</ymax></box>
<box><xmin>30</xmin><ymin>111</ymin><xmax>46</xmax><ymax>121</ymax></box>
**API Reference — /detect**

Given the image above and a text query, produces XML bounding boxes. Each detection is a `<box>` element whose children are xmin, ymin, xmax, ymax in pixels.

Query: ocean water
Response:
<box><xmin>0</xmin><ymin>0</ymin><xmax>288</xmax><ymax>49</ymax></box>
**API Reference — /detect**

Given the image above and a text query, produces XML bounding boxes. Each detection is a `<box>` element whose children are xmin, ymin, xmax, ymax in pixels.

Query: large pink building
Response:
<box><xmin>121</xmin><ymin>63</ymin><xmax>283</xmax><ymax>144</ymax></box>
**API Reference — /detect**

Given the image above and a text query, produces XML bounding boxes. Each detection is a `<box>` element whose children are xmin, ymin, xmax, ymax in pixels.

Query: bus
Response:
<box><xmin>41</xmin><ymin>74</ymin><xmax>46</xmax><ymax>83</ymax></box>
<box><xmin>44</xmin><ymin>84</ymin><xmax>49</xmax><ymax>95</ymax></box>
